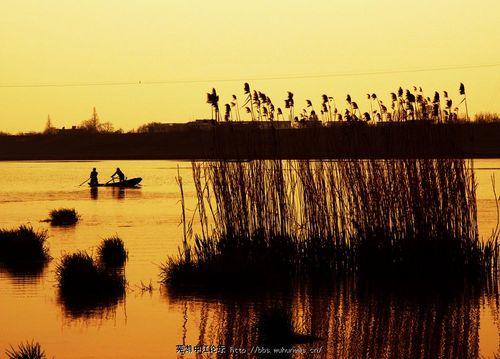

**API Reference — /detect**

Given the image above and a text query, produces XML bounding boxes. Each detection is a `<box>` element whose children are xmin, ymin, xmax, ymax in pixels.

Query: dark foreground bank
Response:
<box><xmin>1</xmin><ymin>121</ymin><xmax>500</xmax><ymax>160</ymax></box>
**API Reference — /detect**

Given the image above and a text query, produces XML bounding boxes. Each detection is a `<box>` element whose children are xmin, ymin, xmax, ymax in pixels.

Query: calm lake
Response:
<box><xmin>0</xmin><ymin>160</ymin><xmax>499</xmax><ymax>358</ymax></box>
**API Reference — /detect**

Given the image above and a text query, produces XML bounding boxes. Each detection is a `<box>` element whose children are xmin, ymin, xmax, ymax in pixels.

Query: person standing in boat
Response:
<box><xmin>89</xmin><ymin>168</ymin><xmax>99</xmax><ymax>186</ymax></box>
<box><xmin>111</xmin><ymin>167</ymin><xmax>126</xmax><ymax>182</ymax></box>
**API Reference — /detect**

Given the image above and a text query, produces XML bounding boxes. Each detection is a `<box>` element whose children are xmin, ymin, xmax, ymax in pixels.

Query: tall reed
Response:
<box><xmin>163</xmin><ymin>158</ymin><xmax>498</xmax><ymax>286</ymax></box>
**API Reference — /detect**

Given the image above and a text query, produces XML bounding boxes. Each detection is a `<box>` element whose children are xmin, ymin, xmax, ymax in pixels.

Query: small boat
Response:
<box><xmin>89</xmin><ymin>177</ymin><xmax>142</xmax><ymax>188</ymax></box>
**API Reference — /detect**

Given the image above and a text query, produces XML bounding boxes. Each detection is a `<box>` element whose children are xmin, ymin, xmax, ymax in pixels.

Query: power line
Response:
<box><xmin>1</xmin><ymin>63</ymin><xmax>499</xmax><ymax>89</ymax></box>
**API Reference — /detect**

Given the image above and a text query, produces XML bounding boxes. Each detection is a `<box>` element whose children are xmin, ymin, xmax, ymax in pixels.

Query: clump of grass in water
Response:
<box><xmin>56</xmin><ymin>251</ymin><xmax>125</xmax><ymax>315</ymax></box>
<box><xmin>97</xmin><ymin>236</ymin><xmax>128</xmax><ymax>268</ymax></box>
<box><xmin>162</xmin><ymin>159</ymin><xmax>499</xmax><ymax>287</ymax></box>
<box><xmin>161</xmin><ymin>233</ymin><xmax>299</xmax><ymax>288</ymax></box>
<box><xmin>0</xmin><ymin>225</ymin><xmax>51</xmax><ymax>274</ymax></box>
<box><xmin>5</xmin><ymin>340</ymin><xmax>47</xmax><ymax>359</ymax></box>
<box><xmin>49</xmin><ymin>208</ymin><xmax>79</xmax><ymax>226</ymax></box>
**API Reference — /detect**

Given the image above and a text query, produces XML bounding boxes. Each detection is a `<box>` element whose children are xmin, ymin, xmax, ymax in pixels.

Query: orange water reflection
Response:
<box><xmin>166</xmin><ymin>280</ymin><xmax>497</xmax><ymax>358</ymax></box>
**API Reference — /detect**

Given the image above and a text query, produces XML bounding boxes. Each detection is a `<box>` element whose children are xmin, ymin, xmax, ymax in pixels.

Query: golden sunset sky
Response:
<box><xmin>1</xmin><ymin>0</ymin><xmax>499</xmax><ymax>133</ymax></box>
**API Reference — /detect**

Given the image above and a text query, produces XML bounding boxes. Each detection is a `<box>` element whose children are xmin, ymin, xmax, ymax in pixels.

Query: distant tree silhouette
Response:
<box><xmin>44</xmin><ymin>115</ymin><xmax>56</xmax><ymax>134</ymax></box>
<box><xmin>79</xmin><ymin>107</ymin><xmax>101</xmax><ymax>132</ymax></box>
<box><xmin>99</xmin><ymin>122</ymin><xmax>115</xmax><ymax>133</ymax></box>
<box><xmin>78</xmin><ymin>107</ymin><xmax>115</xmax><ymax>133</ymax></box>
<box><xmin>136</xmin><ymin>122</ymin><xmax>165</xmax><ymax>133</ymax></box>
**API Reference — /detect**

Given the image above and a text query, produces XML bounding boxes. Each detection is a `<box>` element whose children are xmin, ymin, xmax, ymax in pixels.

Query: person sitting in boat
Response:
<box><xmin>111</xmin><ymin>167</ymin><xmax>126</xmax><ymax>182</ymax></box>
<box><xmin>89</xmin><ymin>168</ymin><xmax>99</xmax><ymax>186</ymax></box>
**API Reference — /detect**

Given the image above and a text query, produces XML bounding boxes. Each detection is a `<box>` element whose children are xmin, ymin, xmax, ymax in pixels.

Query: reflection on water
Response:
<box><xmin>58</xmin><ymin>297</ymin><xmax>127</xmax><ymax>329</ymax></box>
<box><xmin>90</xmin><ymin>187</ymin><xmax>98</xmax><ymax>200</ymax></box>
<box><xmin>347</xmin><ymin>282</ymin><xmax>481</xmax><ymax>359</ymax></box>
<box><xmin>59</xmin><ymin>293</ymin><xmax>126</xmax><ymax>321</ymax></box>
<box><xmin>0</xmin><ymin>262</ymin><xmax>48</xmax><ymax>278</ymax></box>
<box><xmin>0</xmin><ymin>268</ymin><xmax>46</xmax><ymax>289</ymax></box>
<box><xmin>169</xmin><ymin>280</ymin><xmax>493</xmax><ymax>359</ymax></box>
<box><xmin>89</xmin><ymin>187</ymin><xmax>142</xmax><ymax>200</ymax></box>
<box><xmin>112</xmin><ymin>187</ymin><xmax>125</xmax><ymax>200</ymax></box>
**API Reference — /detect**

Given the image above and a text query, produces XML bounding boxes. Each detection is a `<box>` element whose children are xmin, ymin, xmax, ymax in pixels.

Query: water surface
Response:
<box><xmin>0</xmin><ymin>160</ymin><xmax>499</xmax><ymax>358</ymax></box>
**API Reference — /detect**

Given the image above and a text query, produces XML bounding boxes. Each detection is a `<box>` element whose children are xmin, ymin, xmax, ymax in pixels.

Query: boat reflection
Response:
<box><xmin>89</xmin><ymin>187</ymin><xmax>144</xmax><ymax>200</ymax></box>
<box><xmin>90</xmin><ymin>187</ymin><xmax>98</xmax><ymax>200</ymax></box>
<box><xmin>167</xmin><ymin>280</ymin><xmax>493</xmax><ymax>359</ymax></box>
<box><xmin>89</xmin><ymin>187</ymin><xmax>124</xmax><ymax>200</ymax></box>
<box><xmin>112</xmin><ymin>187</ymin><xmax>125</xmax><ymax>200</ymax></box>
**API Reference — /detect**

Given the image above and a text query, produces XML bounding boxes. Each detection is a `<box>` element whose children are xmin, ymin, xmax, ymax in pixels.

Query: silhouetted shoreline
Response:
<box><xmin>1</xmin><ymin>121</ymin><xmax>500</xmax><ymax>160</ymax></box>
